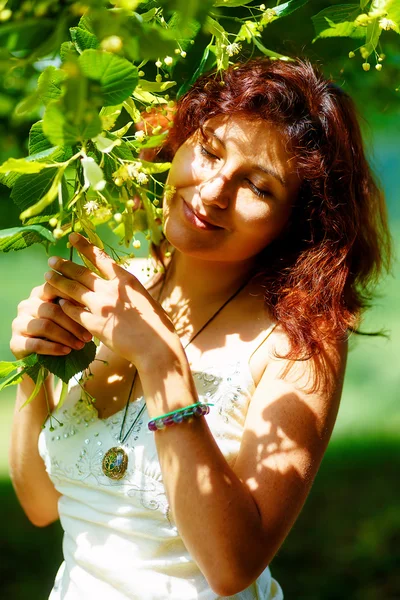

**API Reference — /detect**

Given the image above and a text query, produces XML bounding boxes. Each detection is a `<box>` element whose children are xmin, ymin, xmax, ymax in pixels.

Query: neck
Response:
<box><xmin>164</xmin><ymin>251</ymin><xmax>257</xmax><ymax>304</ymax></box>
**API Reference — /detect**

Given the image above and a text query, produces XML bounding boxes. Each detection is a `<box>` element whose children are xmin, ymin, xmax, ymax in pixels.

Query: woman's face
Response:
<box><xmin>163</xmin><ymin>113</ymin><xmax>301</xmax><ymax>264</ymax></box>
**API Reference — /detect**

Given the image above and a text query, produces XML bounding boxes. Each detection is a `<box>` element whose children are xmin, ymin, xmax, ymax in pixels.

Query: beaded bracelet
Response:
<box><xmin>148</xmin><ymin>402</ymin><xmax>213</xmax><ymax>431</ymax></box>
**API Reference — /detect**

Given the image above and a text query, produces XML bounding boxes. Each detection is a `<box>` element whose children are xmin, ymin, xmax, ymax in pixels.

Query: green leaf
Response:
<box><xmin>139</xmin><ymin>7</ymin><xmax>157</xmax><ymax>22</ymax></box>
<box><xmin>78</xmin><ymin>49</ymin><xmax>139</xmax><ymax>106</ymax></box>
<box><xmin>81</xmin><ymin>156</ymin><xmax>106</xmax><ymax>190</ymax></box>
<box><xmin>273</xmin><ymin>0</ymin><xmax>310</xmax><ymax>18</ymax></box>
<box><xmin>138</xmin><ymin>80</ymin><xmax>177</xmax><ymax>93</ymax></box>
<box><xmin>127</xmin><ymin>132</ymin><xmax>168</xmax><ymax>150</ymax></box>
<box><xmin>0</xmin><ymin>158</ymin><xmax>49</xmax><ymax>175</ymax></box>
<box><xmin>139</xmin><ymin>160</ymin><xmax>171</xmax><ymax>174</ymax></box>
<box><xmin>70</xmin><ymin>27</ymin><xmax>100</xmax><ymax>53</ymax></box>
<box><xmin>0</xmin><ymin>225</ymin><xmax>55</xmax><ymax>252</ymax></box>
<box><xmin>19</xmin><ymin>367</ymin><xmax>46</xmax><ymax>409</ymax></box>
<box><xmin>253</xmin><ymin>37</ymin><xmax>292</xmax><ymax>61</ymax></box>
<box><xmin>100</xmin><ymin>104</ymin><xmax>123</xmax><ymax>130</ymax></box>
<box><xmin>0</xmin><ymin>369</ymin><xmax>26</xmax><ymax>392</ymax></box>
<box><xmin>133</xmin><ymin>88</ymin><xmax>168</xmax><ymax>104</ymax></box>
<box><xmin>19</xmin><ymin>169</ymin><xmax>66</xmax><ymax>221</ymax></box>
<box><xmin>43</xmin><ymin>101</ymin><xmax>102</xmax><ymax>146</ymax></box>
<box><xmin>57</xmin><ymin>381</ymin><xmax>69</xmax><ymax>411</ymax></box>
<box><xmin>93</xmin><ymin>134</ymin><xmax>122</xmax><ymax>153</ymax></box>
<box><xmin>28</xmin><ymin>122</ymin><xmax>74</xmax><ymax>164</ymax></box>
<box><xmin>362</xmin><ymin>19</ymin><xmax>382</xmax><ymax>58</ymax></box>
<box><xmin>37</xmin><ymin>66</ymin><xmax>66</xmax><ymax>106</ymax></box>
<box><xmin>312</xmin><ymin>5</ymin><xmax>365</xmax><ymax>41</ymax></box>
<box><xmin>38</xmin><ymin>341</ymin><xmax>97</xmax><ymax>384</ymax></box>
<box><xmin>213</xmin><ymin>0</ymin><xmax>254</xmax><ymax>6</ymax></box>
<box><xmin>141</xmin><ymin>192</ymin><xmax>162</xmax><ymax>245</ymax></box>
<box><xmin>386</xmin><ymin>0</ymin><xmax>400</xmax><ymax>24</ymax></box>
<box><xmin>204</xmin><ymin>16</ymin><xmax>228</xmax><ymax>41</ymax></box>
<box><xmin>178</xmin><ymin>44</ymin><xmax>210</xmax><ymax>98</ymax></box>
<box><xmin>0</xmin><ymin>354</ymin><xmax>38</xmax><ymax>378</ymax></box>
<box><xmin>11</xmin><ymin>168</ymin><xmax>64</xmax><ymax>215</ymax></box>
<box><xmin>60</xmin><ymin>41</ymin><xmax>79</xmax><ymax>62</ymax></box>
<box><xmin>29</xmin><ymin>121</ymin><xmax>53</xmax><ymax>155</ymax></box>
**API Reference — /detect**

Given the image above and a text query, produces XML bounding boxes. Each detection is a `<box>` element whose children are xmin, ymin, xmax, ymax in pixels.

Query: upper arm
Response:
<box><xmin>233</xmin><ymin>329</ymin><xmax>348</xmax><ymax>561</ymax></box>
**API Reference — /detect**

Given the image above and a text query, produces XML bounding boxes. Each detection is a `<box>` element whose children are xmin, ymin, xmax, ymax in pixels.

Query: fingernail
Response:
<box><xmin>62</xmin><ymin>347</ymin><xmax>71</xmax><ymax>353</ymax></box>
<box><xmin>83</xmin><ymin>332</ymin><xmax>92</xmax><ymax>342</ymax></box>
<box><xmin>69</xmin><ymin>233</ymin><xmax>79</xmax><ymax>243</ymax></box>
<box><xmin>75</xmin><ymin>341</ymin><xmax>85</xmax><ymax>350</ymax></box>
<box><xmin>58</xmin><ymin>298</ymin><xmax>66</xmax><ymax>306</ymax></box>
<box><xmin>44</xmin><ymin>271</ymin><xmax>53</xmax><ymax>280</ymax></box>
<box><xmin>48</xmin><ymin>256</ymin><xmax>58</xmax><ymax>268</ymax></box>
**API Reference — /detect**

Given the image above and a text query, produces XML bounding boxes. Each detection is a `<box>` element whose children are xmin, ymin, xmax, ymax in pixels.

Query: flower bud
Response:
<box><xmin>101</xmin><ymin>35</ymin><xmax>123</xmax><ymax>53</ymax></box>
<box><xmin>362</xmin><ymin>62</ymin><xmax>370</xmax><ymax>71</ymax></box>
<box><xmin>53</xmin><ymin>228</ymin><xmax>64</xmax><ymax>239</ymax></box>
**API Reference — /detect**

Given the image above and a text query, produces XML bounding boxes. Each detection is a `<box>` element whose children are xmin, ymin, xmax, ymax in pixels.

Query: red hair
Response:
<box><xmin>164</xmin><ymin>58</ymin><xmax>392</xmax><ymax>360</ymax></box>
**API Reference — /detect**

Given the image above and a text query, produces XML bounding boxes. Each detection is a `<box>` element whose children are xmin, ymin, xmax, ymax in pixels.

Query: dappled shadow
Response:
<box><xmin>2</xmin><ymin>435</ymin><xmax>399</xmax><ymax>599</ymax></box>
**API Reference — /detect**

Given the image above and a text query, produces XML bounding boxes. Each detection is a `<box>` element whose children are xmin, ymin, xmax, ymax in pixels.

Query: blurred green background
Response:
<box><xmin>1</xmin><ymin>1</ymin><xmax>400</xmax><ymax>597</ymax></box>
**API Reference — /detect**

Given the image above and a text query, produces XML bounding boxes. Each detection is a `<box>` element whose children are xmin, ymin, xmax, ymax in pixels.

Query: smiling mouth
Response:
<box><xmin>182</xmin><ymin>199</ymin><xmax>222</xmax><ymax>230</ymax></box>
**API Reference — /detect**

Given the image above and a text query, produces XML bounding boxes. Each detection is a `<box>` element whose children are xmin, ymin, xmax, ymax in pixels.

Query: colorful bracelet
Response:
<box><xmin>148</xmin><ymin>402</ymin><xmax>213</xmax><ymax>431</ymax></box>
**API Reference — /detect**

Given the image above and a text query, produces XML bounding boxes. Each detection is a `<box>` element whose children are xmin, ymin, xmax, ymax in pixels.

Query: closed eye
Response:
<box><xmin>200</xmin><ymin>146</ymin><xmax>219</xmax><ymax>160</ymax></box>
<box><xmin>246</xmin><ymin>179</ymin><xmax>270</xmax><ymax>199</ymax></box>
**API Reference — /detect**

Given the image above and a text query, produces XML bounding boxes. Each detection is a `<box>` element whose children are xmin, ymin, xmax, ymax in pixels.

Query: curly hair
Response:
<box><xmin>163</xmin><ymin>58</ymin><xmax>392</xmax><ymax>361</ymax></box>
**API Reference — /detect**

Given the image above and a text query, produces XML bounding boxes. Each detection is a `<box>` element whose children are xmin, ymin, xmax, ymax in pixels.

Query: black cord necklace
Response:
<box><xmin>101</xmin><ymin>257</ymin><xmax>254</xmax><ymax>480</ymax></box>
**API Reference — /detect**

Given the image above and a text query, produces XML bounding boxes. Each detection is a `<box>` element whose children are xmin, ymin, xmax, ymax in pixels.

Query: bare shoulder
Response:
<box><xmin>232</xmin><ymin>326</ymin><xmax>348</xmax><ymax>564</ymax></box>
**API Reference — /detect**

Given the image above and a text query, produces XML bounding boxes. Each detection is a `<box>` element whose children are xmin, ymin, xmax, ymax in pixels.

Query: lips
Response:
<box><xmin>182</xmin><ymin>199</ymin><xmax>221</xmax><ymax>230</ymax></box>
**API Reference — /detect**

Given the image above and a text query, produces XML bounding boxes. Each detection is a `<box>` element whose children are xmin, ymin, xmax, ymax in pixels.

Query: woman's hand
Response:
<box><xmin>44</xmin><ymin>233</ymin><xmax>178</xmax><ymax>370</ymax></box>
<box><xmin>10</xmin><ymin>282</ymin><xmax>93</xmax><ymax>360</ymax></box>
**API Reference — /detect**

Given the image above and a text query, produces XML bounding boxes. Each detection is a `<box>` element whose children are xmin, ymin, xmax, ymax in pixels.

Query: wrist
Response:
<box><xmin>137</xmin><ymin>341</ymin><xmax>197</xmax><ymax>420</ymax></box>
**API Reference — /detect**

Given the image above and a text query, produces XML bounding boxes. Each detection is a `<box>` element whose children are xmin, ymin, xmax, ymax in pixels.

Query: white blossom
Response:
<box><xmin>226</xmin><ymin>43</ymin><xmax>242</xmax><ymax>57</ymax></box>
<box><xmin>84</xmin><ymin>200</ymin><xmax>100</xmax><ymax>215</ymax></box>
<box><xmin>134</xmin><ymin>130</ymin><xmax>146</xmax><ymax>142</ymax></box>
<box><xmin>136</xmin><ymin>172</ymin><xmax>149</xmax><ymax>185</ymax></box>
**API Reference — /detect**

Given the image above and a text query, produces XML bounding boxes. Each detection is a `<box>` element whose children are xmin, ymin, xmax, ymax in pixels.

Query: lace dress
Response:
<box><xmin>39</xmin><ymin>338</ymin><xmax>283</xmax><ymax>600</ymax></box>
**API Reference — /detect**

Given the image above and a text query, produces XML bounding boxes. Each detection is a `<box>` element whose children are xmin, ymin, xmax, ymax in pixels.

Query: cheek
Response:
<box><xmin>167</xmin><ymin>145</ymin><xmax>197</xmax><ymax>188</ymax></box>
<box><xmin>239</xmin><ymin>201</ymin><xmax>292</xmax><ymax>239</ymax></box>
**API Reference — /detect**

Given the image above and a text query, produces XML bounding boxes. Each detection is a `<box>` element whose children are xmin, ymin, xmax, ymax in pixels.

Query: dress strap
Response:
<box><xmin>247</xmin><ymin>321</ymin><xmax>279</xmax><ymax>365</ymax></box>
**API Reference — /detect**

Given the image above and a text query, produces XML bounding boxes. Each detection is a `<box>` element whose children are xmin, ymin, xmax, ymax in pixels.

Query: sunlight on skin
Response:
<box><xmin>107</xmin><ymin>374</ymin><xmax>124</xmax><ymax>384</ymax></box>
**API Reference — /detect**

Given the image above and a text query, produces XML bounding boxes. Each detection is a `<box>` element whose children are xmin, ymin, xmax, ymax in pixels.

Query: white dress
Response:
<box><xmin>39</xmin><ymin>334</ymin><xmax>283</xmax><ymax>600</ymax></box>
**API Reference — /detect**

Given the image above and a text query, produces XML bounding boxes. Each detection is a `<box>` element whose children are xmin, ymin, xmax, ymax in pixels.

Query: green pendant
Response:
<box><xmin>102</xmin><ymin>447</ymin><xmax>128</xmax><ymax>480</ymax></box>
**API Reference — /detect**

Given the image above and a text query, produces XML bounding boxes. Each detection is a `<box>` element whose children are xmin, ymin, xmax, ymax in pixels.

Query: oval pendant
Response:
<box><xmin>102</xmin><ymin>447</ymin><xmax>128</xmax><ymax>480</ymax></box>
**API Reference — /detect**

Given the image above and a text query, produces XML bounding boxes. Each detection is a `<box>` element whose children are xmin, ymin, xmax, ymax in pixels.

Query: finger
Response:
<box><xmin>68</xmin><ymin>233</ymin><xmax>122</xmax><ymax>280</ymax></box>
<box><xmin>21</xmin><ymin>315</ymin><xmax>86</xmax><ymax>351</ymax></box>
<box><xmin>36</xmin><ymin>302</ymin><xmax>93</xmax><ymax>343</ymax></box>
<box><xmin>13</xmin><ymin>335</ymin><xmax>73</xmax><ymax>357</ymax></box>
<box><xmin>44</xmin><ymin>270</ymin><xmax>93</xmax><ymax>307</ymax></box>
<box><xmin>47</xmin><ymin>256</ymin><xmax>98</xmax><ymax>291</ymax></box>
<box><xmin>30</xmin><ymin>282</ymin><xmax>77</xmax><ymax>303</ymax></box>
<box><xmin>58</xmin><ymin>298</ymin><xmax>93</xmax><ymax>330</ymax></box>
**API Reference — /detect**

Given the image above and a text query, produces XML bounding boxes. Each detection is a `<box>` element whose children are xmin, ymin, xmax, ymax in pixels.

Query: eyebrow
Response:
<box><xmin>203</xmin><ymin>127</ymin><xmax>287</xmax><ymax>188</ymax></box>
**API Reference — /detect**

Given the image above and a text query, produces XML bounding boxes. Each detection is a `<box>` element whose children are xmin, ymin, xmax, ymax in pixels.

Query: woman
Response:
<box><xmin>9</xmin><ymin>59</ymin><xmax>391</xmax><ymax>599</ymax></box>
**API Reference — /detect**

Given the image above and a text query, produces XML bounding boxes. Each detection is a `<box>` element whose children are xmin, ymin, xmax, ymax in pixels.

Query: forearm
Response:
<box><xmin>139</xmin><ymin>349</ymin><xmax>269</xmax><ymax>596</ymax></box>
<box><xmin>9</xmin><ymin>373</ymin><xmax>61</xmax><ymax>527</ymax></box>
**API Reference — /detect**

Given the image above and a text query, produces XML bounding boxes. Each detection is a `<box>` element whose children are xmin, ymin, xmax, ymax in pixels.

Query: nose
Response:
<box><xmin>199</xmin><ymin>171</ymin><xmax>232</xmax><ymax>209</ymax></box>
